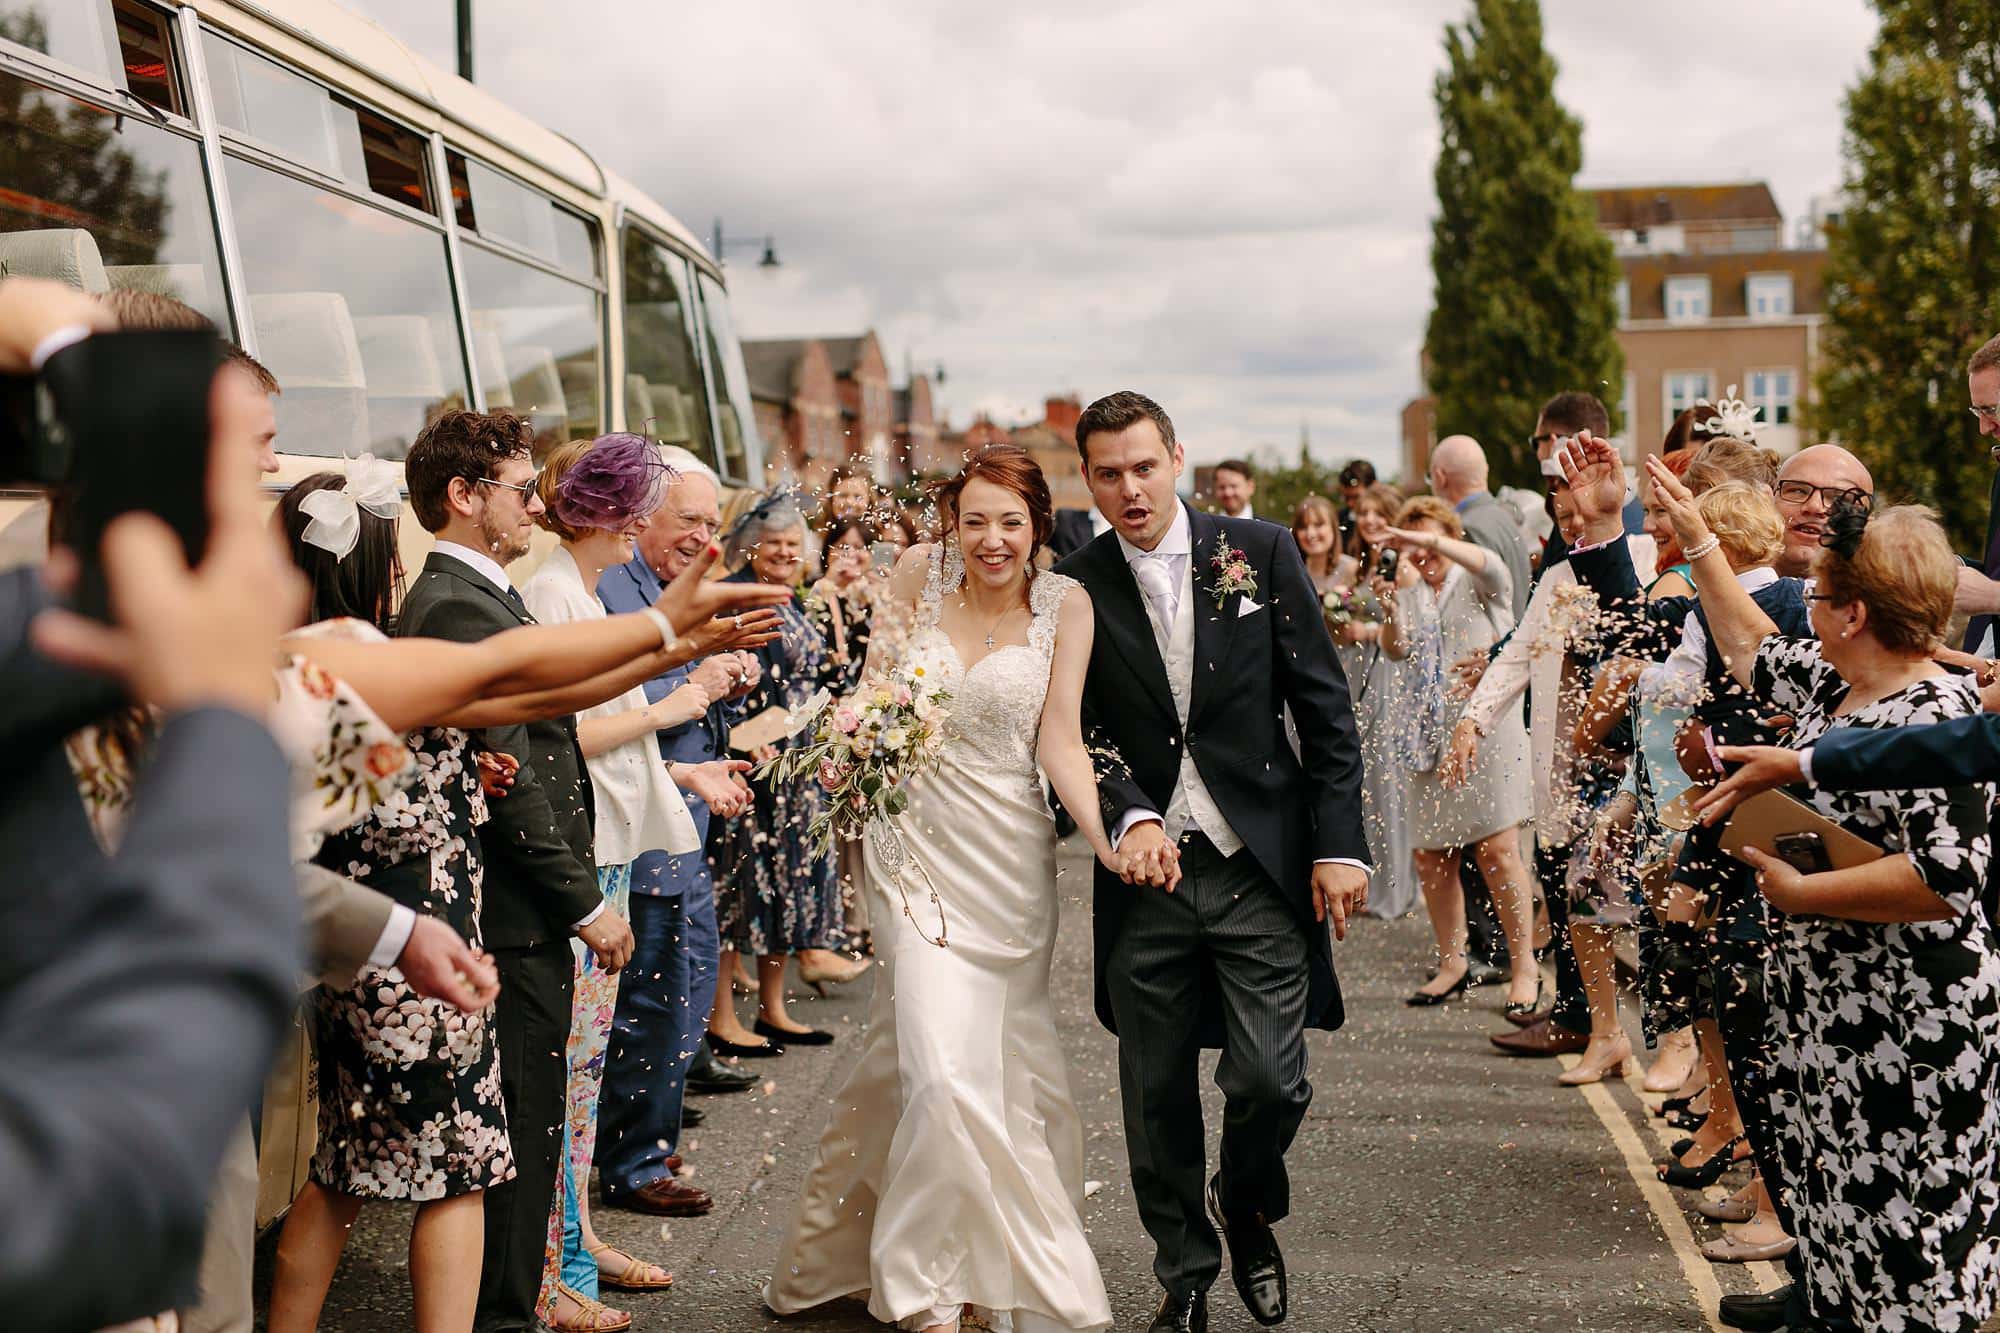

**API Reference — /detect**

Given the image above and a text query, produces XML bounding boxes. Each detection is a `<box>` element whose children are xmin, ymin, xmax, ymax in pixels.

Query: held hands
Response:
<box><xmin>396</xmin><ymin>915</ymin><xmax>501</xmax><ymax>1013</ymax></box>
<box><xmin>1313</xmin><ymin>861</ymin><xmax>1368</xmax><ymax>941</ymax></box>
<box><xmin>577</xmin><ymin>908</ymin><xmax>635</xmax><ymax>974</ymax></box>
<box><xmin>1111</xmin><ymin>820</ymin><xmax>1182</xmax><ymax>893</ymax></box>
<box><xmin>1692</xmin><ymin>744</ymin><xmax>1806</xmax><ymax>825</ymax></box>
<box><xmin>679</xmin><ymin>758</ymin><xmax>754</xmax><ymax>818</ymax></box>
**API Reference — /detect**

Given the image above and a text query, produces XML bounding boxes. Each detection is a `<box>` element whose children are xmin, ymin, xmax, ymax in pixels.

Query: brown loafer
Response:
<box><xmin>1700</xmin><ymin>1233</ymin><xmax>1796</xmax><ymax>1264</ymax></box>
<box><xmin>1489</xmin><ymin>1018</ymin><xmax>1589</xmax><ymax>1058</ymax></box>
<box><xmin>609</xmin><ymin>1176</ymin><xmax>713</xmax><ymax>1216</ymax></box>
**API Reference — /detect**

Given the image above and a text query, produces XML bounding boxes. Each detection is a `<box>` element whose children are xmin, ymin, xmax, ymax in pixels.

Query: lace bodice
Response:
<box><xmin>909</xmin><ymin>545</ymin><xmax>1076</xmax><ymax>776</ymax></box>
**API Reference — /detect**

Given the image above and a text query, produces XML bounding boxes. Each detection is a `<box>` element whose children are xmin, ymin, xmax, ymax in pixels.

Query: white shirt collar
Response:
<box><xmin>1228</xmin><ymin>503</ymin><xmax>1255</xmax><ymax>521</ymax></box>
<box><xmin>432</xmin><ymin>539</ymin><xmax>515</xmax><ymax>594</ymax></box>
<box><xmin>1116</xmin><ymin>501</ymin><xmax>1193</xmax><ymax>565</ymax></box>
<box><xmin>1736</xmin><ymin>566</ymin><xmax>1781</xmax><ymax>594</ymax></box>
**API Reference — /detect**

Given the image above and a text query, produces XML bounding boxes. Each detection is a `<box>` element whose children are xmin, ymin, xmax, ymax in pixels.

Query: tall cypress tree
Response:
<box><xmin>1817</xmin><ymin>1</ymin><xmax>2000</xmax><ymax>549</ymax></box>
<box><xmin>1424</xmin><ymin>0</ymin><xmax>1623</xmax><ymax>488</ymax></box>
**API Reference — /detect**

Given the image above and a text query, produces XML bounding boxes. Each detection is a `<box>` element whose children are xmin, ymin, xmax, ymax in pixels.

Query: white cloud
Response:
<box><xmin>339</xmin><ymin>0</ymin><xmax>1873</xmax><ymax>480</ymax></box>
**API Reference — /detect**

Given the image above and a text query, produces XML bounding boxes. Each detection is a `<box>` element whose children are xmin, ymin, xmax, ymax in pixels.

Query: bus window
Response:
<box><xmin>225</xmin><ymin>156</ymin><xmax>467</xmax><ymax>459</ymax></box>
<box><xmin>459</xmin><ymin>244</ymin><xmax>601</xmax><ymax>459</ymax></box>
<box><xmin>449</xmin><ymin>151</ymin><xmax>597</xmax><ymax>282</ymax></box>
<box><xmin>695</xmin><ymin>271</ymin><xmax>760</xmax><ymax>485</ymax></box>
<box><xmin>204</xmin><ymin>31</ymin><xmax>433</xmax><ymax>215</ymax></box>
<box><xmin>0</xmin><ymin>0</ymin><xmax>179</xmax><ymax>114</ymax></box>
<box><xmin>0</xmin><ymin>67</ymin><xmax>228</xmax><ymax>326</ymax></box>
<box><xmin>620</xmin><ymin>229</ymin><xmax>716</xmax><ymax>473</ymax></box>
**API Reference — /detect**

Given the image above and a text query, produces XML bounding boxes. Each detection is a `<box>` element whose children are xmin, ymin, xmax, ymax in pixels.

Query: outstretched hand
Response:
<box><xmin>1693</xmin><ymin>745</ymin><xmax>1806</xmax><ymax>825</ymax></box>
<box><xmin>655</xmin><ymin>541</ymin><xmax>793</xmax><ymax>632</ymax></box>
<box><xmin>1551</xmin><ymin>431</ymin><xmax>1627</xmax><ymax>541</ymax></box>
<box><xmin>1642</xmin><ymin>453</ymin><xmax>1712</xmax><ymax>552</ymax></box>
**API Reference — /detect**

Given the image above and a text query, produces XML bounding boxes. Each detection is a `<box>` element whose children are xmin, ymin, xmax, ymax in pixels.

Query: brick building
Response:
<box><xmin>896</xmin><ymin>373</ymin><xmax>943</xmax><ymax>477</ymax></box>
<box><xmin>744</xmin><ymin>337</ymin><xmax>841</xmax><ymax>486</ymax></box>
<box><xmin>1402</xmin><ymin>180</ymin><xmax>1829</xmax><ymax>474</ymax></box>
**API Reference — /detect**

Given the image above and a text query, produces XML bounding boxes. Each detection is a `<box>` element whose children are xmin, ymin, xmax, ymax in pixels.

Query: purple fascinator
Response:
<box><xmin>553</xmin><ymin>433</ymin><xmax>677</xmax><ymax>531</ymax></box>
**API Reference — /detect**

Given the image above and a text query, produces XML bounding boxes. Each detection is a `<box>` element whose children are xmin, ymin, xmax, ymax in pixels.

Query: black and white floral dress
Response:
<box><xmin>1754</xmin><ymin>637</ymin><xmax>2000</xmax><ymax>1331</ymax></box>
<box><xmin>310</xmin><ymin>726</ymin><xmax>516</xmax><ymax>1200</ymax></box>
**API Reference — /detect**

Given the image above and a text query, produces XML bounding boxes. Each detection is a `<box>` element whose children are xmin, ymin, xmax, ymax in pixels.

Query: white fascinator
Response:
<box><xmin>299</xmin><ymin>453</ymin><xmax>404</xmax><ymax>560</ymax></box>
<box><xmin>1700</xmin><ymin>386</ymin><xmax>1760</xmax><ymax>442</ymax></box>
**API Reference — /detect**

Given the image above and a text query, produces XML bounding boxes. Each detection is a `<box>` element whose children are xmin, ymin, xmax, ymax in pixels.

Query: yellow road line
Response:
<box><xmin>1561</xmin><ymin>1053</ymin><xmax>1730</xmax><ymax>1332</ymax></box>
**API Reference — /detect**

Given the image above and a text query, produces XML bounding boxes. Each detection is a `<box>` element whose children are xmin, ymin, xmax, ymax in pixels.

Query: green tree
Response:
<box><xmin>1817</xmin><ymin>1</ymin><xmax>2000</xmax><ymax>550</ymax></box>
<box><xmin>1424</xmin><ymin>0</ymin><xmax>1624</xmax><ymax>489</ymax></box>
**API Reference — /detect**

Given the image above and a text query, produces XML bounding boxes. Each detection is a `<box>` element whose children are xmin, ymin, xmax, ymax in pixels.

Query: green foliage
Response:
<box><xmin>1817</xmin><ymin>1</ymin><xmax>2000</xmax><ymax>550</ymax></box>
<box><xmin>1424</xmin><ymin>0</ymin><xmax>1624</xmax><ymax>490</ymax></box>
<box><xmin>1233</xmin><ymin>447</ymin><xmax>1348</xmax><ymax>524</ymax></box>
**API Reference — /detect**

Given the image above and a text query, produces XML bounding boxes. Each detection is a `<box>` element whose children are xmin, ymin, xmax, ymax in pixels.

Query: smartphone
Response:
<box><xmin>43</xmin><ymin>330</ymin><xmax>222</xmax><ymax>619</ymax></box>
<box><xmin>1377</xmin><ymin>547</ymin><xmax>1400</xmax><ymax>581</ymax></box>
<box><xmin>1772</xmin><ymin>831</ymin><xmax>1833</xmax><ymax>875</ymax></box>
<box><xmin>869</xmin><ymin>540</ymin><xmax>898</xmax><ymax>573</ymax></box>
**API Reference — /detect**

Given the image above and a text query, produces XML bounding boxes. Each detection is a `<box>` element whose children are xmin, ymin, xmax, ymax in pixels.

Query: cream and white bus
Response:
<box><xmin>0</xmin><ymin>0</ymin><xmax>765</xmax><ymax>527</ymax></box>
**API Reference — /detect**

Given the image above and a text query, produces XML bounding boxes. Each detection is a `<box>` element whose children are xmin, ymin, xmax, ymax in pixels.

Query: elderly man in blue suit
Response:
<box><xmin>595</xmin><ymin>447</ymin><xmax>762</xmax><ymax>1218</ymax></box>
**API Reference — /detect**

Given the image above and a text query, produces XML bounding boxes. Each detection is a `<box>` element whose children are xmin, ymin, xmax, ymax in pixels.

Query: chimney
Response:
<box><xmin>1043</xmin><ymin>395</ymin><xmax>1081</xmax><ymax>444</ymax></box>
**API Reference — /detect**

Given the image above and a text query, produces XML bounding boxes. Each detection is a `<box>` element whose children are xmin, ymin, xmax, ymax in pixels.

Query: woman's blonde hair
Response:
<box><xmin>1393</xmin><ymin>493</ymin><xmax>1464</xmax><ymax>540</ymax></box>
<box><xmin>1695</xmin><ymin>482</ymin><xmax>1783</xmax><ymax>568</ymax></box>
<box><xmin>533</xmin><ymin>438</ymin><xmax>594</xmax><ymax>543</ymax></box>
<box><xmin>1343</xmin><ymin>482</ymin><xmax>1405</xmax><ymax>558</ymax></box>
<box><xmin>1815</xmin><ymin>504</ymin><xmax>1957</xmax><ymax>656</ymax></box>
<box><xmin>1683</xmin><ymin>435</ymin><xmax>1779</xmax><ymax>496</ymax></box>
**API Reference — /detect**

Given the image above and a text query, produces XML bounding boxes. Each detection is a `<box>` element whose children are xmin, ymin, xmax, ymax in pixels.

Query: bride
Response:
<box><xmin>764</xmin><ymin>445</ymin><xmax>1119</xmax><ymax>1333</ymax></box>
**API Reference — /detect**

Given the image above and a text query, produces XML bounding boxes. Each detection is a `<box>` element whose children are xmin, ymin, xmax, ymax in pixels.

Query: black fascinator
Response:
<box><xmin>1819</xmin><ymin>491</ymin><xmax>1872</xmax><ymax>561</ymax></box>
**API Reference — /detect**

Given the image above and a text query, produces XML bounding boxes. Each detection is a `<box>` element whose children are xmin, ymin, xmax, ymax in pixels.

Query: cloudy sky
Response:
<box><xmin>341</xmin><ymin>0</ymin><xmax>1877</xmax><ymax>476</ymax></box>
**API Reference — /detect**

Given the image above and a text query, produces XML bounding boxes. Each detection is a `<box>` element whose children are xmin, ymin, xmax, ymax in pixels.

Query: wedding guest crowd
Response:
<box><xmin>16</xmin><ymin>252</ymin><xmax>2000</xmax><ymax>1333</ymax></box>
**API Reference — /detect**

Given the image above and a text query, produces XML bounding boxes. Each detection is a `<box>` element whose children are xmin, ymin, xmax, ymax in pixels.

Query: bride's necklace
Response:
<box><xmin>957</xmin><ymin>590</ymin><xmax>1021</xmax><ymax>649</ymax></box>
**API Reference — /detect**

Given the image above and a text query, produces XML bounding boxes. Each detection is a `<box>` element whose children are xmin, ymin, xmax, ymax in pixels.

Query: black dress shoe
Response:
<box><xmin>686</xmin><ymin>1057</ymin><xmax>758</xmax><ymax>1094</ymax></box>
<box><xmin>754</xmin><ymin>1018</ymin><xmax>834</xmax><ymax>1046</ymax></box>
<box><xmin>1717</xmin><ymin>1284</ymin><xmax>1792</xmax><ymax>1330</ymax></box>
<box><xmin>707</xmin><ymin>1032</ymin><xmax>783</xmax><ymax>1059</ymax></box>
<box><xmin>680</xmin><ymin>1103</ymin><xmax>705</xmax><ymax>1127</ymax></box>
<box><xmin>1147</xmin><ymin>1289</ymin><xmax>1207</xmax><ymax>1333</ymax></box>
<box><xmin>1204</xmin><ymin>1174</ymin><xmax>1285</xmax><ymax>1326</ymax></box>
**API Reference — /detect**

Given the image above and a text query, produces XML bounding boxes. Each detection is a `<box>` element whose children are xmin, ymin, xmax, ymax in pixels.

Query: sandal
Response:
<box><xmin>550</xmin><ymin>1284</ymin><xmax>632</xmax><ymax>1332</ymax></box>
<box><xmin>588</xmin><ymin>1242</ymin><xmax>673</xmax><ymax>1292</ymax></box>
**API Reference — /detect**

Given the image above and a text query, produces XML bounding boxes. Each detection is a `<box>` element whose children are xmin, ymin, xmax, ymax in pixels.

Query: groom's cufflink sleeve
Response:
<box><xmin>1112</xmin><ymin>808</ymin><xmax>1163</xmax><ymax>846</ymax></box>
<box><xmin>1315</xmin><ymin>857</ymin><xmax>1371</xmax><ymax>874</ymax></box>
<box><xmin>1796</xmin><ymin>746</ymin><xmax>1816</xmax><ymax>786</ymax></box>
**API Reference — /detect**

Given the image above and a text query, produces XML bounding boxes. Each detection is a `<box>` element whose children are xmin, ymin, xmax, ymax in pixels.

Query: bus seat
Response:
<box><xmin>105</xmin><ymin>263</ymin><xmax>214</xmax><ymax>310</ymax></box>
<box><xmin>650</xmin><ymin>384</ymin><xmax>693</xmax><ymax>444</ymax></box>
<box><xmin>471</xmin><ymin>327</ymin><xmax>514</xmax><ymax>407</ymax></box>
<box><xmin>0</xmin><ymin>228</ymin><xmax>109</xmax><ymax>292</ymax></box>
<box><xmin>352</xmin><ymin>314</ymin><xmax>447</xmax><ymax>399</ymax></box>
<box><xmin>249</xmin><ymin>291</ymin><xmax>369</xmax><ymax>456</ymax></box>
<box><xmin>502</xmin><ymin>344</ymin><xmax>565</xmax><ymax>430</ymax></box>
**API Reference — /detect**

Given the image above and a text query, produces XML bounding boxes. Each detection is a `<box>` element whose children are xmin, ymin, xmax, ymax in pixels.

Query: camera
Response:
<box><xmin>1376</xmin><ymin>547</ymin><xmax>1399</xmax><ymax>581</ymax></box>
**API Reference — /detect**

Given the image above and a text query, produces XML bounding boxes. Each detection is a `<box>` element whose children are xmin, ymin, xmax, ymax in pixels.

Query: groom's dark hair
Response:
<box><xmin>1076</xmin><ymin>390</ymin><xmax>1177</xmax><ymax>463</ymax></box>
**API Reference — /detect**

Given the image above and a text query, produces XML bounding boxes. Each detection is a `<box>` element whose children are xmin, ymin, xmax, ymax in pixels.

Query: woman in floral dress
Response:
<box><xmin>1650</xmin><ymin>461</ymin><xmax>2000</xmax><ymax>1332</ymax></box>
<box><xmin>708</xmin><ymin>498</ymin><xmax>867</xmax><ymax>1057</ymax></box>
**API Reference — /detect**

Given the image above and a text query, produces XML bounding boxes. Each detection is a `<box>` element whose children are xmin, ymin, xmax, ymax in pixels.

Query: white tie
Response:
<box><xmin>1132</xmin><ymin>554</ymin><xmax>1179</xmax><ymax>634</ymax></box>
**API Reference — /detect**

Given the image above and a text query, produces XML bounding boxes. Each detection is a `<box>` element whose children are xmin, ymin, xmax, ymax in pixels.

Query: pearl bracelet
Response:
<box><xmin>1683</xmin><ymin>534</ymin><xmax>1721</xmax><ymax>562</ymax></box>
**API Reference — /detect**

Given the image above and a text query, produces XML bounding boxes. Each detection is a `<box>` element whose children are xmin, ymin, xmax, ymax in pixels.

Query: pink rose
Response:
<box><xmin>892</xmin><ymin>683</ymin><xmax>912</xmax><ymax>707</ymax></box>
<box><xmin>833</xmin><ymin>707</ymin><xmax>860</xmax><ymax>734</ymax></box>
<box><xmin>818</xmin><ymin>759</ymin><xmax>844</xmax><ymax>790</ymax></box>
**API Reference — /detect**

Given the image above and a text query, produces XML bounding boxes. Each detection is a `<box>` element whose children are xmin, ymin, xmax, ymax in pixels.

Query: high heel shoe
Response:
<box><xmin>1405</xmin><ymin>970</ymin><xmax>1468</xmax><ymax>1006</ymax></box>
<box><xmin>1664</xmin><ymin>1107</ymin><xmax>1710</xmax><ymax>1133</ymax></box>
<box><xmin>1502</xmin><ymin>980</ymin><xmax>1545</xmax><ymax>1025</ymax></box>
<box><xmin>1656</xmin><ymin>1092</ymin><xmax>1697</xmax><ymax>1118</ymax></box>
<box><xmin>1659</xmin><ymin>1136</ymin><xmax>1744</xmax><ymax>1189</ymax></box>
<box><xmin>796</xmin><ymin>953</ymin><xmax>872</xmax><ymax>997</ymax></box>
<box><xmin>1641</xmin><ymin>1032</ymin><xmax>1698</xmax><ymax>1094</ymax></box>
<box><xmin>1556</xmin><ymin>1034</ymin><xmax>1630</xmax><ymax>1086</ymax></box>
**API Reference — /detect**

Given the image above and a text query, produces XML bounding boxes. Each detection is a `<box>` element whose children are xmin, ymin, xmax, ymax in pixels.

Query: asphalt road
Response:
<box><xmin>267</xmin><ymin>842</ymin><xmax>1774</xmax><ymax>1331</ymax></box>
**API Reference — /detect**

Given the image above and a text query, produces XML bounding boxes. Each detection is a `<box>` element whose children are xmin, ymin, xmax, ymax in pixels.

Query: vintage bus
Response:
<box><xmin>0</xmin><ymin>0</ymin><xmax>765</xmax><ymax>560</ymax></box>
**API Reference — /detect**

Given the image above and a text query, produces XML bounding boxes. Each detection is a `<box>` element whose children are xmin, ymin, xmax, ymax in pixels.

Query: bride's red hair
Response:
<box><xmin>932</xmin><ymin>444</ymin><xmax>1054</xmax><ymax>558</ymax></box>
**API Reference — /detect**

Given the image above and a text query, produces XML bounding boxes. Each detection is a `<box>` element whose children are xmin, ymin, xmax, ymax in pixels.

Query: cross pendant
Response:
<box><xmin>984</xmin><ymin>633</ymin><xmax>996</xmax><ymax>648</ymax></box>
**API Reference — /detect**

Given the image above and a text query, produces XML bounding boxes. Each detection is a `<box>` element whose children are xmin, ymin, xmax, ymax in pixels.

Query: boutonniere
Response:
<box><xmin>1210</xmin><ymin>539</ymin><xmax>1256</xmax><ymax>609</ymax></box>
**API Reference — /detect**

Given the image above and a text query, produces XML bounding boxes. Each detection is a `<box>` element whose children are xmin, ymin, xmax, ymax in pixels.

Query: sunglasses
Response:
<box><xmin>475</xmin><ymin>472</ymin><xmax>541</xmax><ymax>496</ymax></box>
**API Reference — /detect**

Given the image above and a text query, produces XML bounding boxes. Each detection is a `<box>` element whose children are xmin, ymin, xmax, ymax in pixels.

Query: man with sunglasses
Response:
<box><xmin>1954</xmin><ymin>334</ymin><xmax>2000</xmax><ymax>654</ymax></box>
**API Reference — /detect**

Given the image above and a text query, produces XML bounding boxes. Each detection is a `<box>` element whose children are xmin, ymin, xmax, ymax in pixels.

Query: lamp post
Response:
<box><xmin>455</xmin><ymin>0</ymin><xmax>473</xmax><ymax>81</ymax></box>
<box><xmin>710</xmin><ymin>218</ymin><xmax>781</xmax><ymax>269</ymax></box>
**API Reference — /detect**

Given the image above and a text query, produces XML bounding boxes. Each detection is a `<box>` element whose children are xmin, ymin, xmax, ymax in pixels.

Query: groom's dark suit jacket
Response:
<box><xmin>1056</xmin><ymin>505</ymin><xmax>1370</xmax><ymax>1043</ymax></box>
<box><xmin>398</xmin><ymin>549</ymin><xmax>600</xmax><ymax>947</ymax></box>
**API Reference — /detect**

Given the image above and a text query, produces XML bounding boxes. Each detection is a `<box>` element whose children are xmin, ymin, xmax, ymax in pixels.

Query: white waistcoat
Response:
<box><xmin>1147</xmin><ymin>557</ymin><xmax>1245</xmax><ymax>856</ymax></box>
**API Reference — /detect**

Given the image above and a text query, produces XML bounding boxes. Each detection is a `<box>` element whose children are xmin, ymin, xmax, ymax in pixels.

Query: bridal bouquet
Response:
<box><xmin>757</xmin><ymin>656</ymin><xmax>953</xmax><ymax>859</ymax></box>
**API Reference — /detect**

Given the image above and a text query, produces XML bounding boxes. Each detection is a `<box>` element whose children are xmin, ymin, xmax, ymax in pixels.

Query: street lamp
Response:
<box><xmin>710</xmin><ymin>218</ymin><xmax>781</xmax><ymax>269</ymax></box>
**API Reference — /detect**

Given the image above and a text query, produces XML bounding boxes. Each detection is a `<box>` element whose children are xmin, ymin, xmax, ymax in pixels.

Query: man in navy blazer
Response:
<box><xmin>595</xmin><ymin>449</ymin><xmax>761</xmax><ymax>1216</ymax></box>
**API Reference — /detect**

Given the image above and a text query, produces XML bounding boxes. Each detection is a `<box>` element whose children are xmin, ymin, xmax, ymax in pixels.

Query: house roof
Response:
<box><xmin>1590</xmin><ymin>183</ymin><xmax>1781</xmax><ymax>231</ymax></box>
<box><xmin>1620</xmin><ymin>248</ymin><xmax>1827</xmax><ymax>320</ymax></box>
<box><xmin>741</xmin><ymin>339</ymin><xmax>809</xmax><ymax>403</ymax></box>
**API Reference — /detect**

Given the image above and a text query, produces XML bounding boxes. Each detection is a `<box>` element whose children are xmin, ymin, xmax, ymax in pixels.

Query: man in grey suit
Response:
<box><xmin>1428</xmin><ymin>434</ymin><xmax>1531</xmax><ymax>621</ymax></box>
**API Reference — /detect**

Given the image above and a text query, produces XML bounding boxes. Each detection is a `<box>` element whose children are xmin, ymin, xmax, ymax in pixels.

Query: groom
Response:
<box><xmin>1056</xmin><ymin>391</ymin><xmax>1370</xmax><ymax>1333</ymax></box>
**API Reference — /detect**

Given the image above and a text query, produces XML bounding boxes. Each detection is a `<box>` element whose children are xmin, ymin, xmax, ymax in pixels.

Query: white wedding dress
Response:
<box><xmin>764</xmin><ymin>551</ymin><xmax>1112</xmax><ymax>1333</ymax></box>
